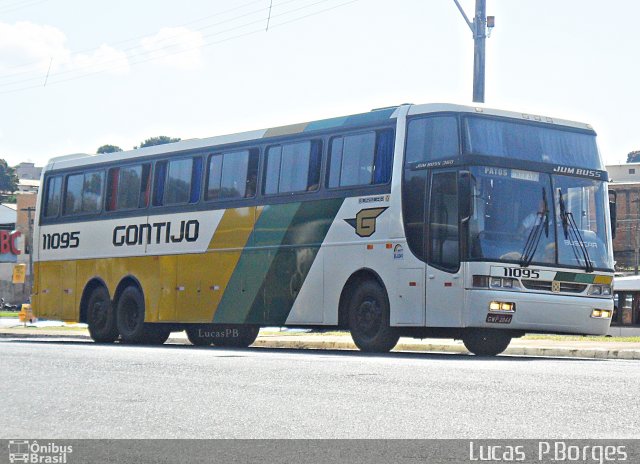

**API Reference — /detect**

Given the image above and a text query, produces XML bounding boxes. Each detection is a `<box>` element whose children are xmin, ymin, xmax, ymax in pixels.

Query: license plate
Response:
<box><xmin>486</xmin><ymin>313</ymin><xmax>513</xmax><ymax>324</ymax></box>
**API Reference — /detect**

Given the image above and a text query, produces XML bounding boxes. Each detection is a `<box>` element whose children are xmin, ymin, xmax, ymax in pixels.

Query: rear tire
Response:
<box><xmin>116</xmin><ymin>286</ymin><xmax>162</xmax><ymax>344</ymax></box>
<box><xmin>348</xmin><ymin>280</ymin><xmax>399</xmax><ymax>353</ymax></box>
<box><xmin>86</xmin><ymin>286</ymin><xmax>118</xmax><ymax>343</ymax></box>
<box><xmin>463</xmin><ymin>329</ymin><xmax>511</xmax><ymax>356</ymax></box>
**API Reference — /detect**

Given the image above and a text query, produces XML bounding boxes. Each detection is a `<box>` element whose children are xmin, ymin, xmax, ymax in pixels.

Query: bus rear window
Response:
<box><xmin>43</xmin><ymin>176</ymin><xmax>62</xmax><ymax>218</ymax></box>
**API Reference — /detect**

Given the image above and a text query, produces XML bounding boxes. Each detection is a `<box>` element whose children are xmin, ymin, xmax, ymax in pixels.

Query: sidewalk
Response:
<box><xmin>1</xmin><ymin>321</ymin><xmax>639</xmax><ymax>359</ymax></box>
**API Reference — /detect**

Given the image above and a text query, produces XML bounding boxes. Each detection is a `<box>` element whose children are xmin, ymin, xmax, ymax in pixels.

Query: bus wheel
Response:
<box><xmin>116</xmin><ymin>286</ymin><xmax>157</xmax><ymax>344</ymax></box>
<box><xmin>463</xmin><ymin>329</ymin><xmax>512</xmax><ymax>356</ymax></box>
<box><xmin>348</xmin><ymin>280</ymin><xmax>399</xmax><ymax>353</ymax></box>
<box><xmin>86</xmin><ymin>286</ymin><xmax>118</xmax><ymax>343</ymax></box>
<box><xmin>210</xmin><ymin>325</ymin><xmax>260</xmax><ymax>348</ymax></box>
<box><xmin>186</xmin><ymin>327</ymin><xmax>215</xmax><ymax>346</ymax></box>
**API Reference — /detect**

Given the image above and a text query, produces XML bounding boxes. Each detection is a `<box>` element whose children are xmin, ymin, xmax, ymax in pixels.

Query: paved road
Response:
<box><xmin>1</xmin><ymin>339</ymin><xmax>638</xmax><ymax>439</ymax></box>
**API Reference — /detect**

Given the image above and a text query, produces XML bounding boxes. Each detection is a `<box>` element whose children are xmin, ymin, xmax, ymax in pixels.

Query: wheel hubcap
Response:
<box><xmin>91</xmin><ymin>300</ymin><xmax>107</xmax><ymax>329</ymax></box>
<box><xmin>356</xmin><ymin>298</ymin><xmax>381</xmax><ymax>337</ymax></box>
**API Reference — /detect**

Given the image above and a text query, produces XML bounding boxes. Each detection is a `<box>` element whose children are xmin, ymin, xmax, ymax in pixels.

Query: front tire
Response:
<box><xmin>348</xmin><ymin>280</ymin><xmax>399</xmax><ymax>353</ymax></box>
<box><xmin>87</xmin><ymin>286</ymin><xmax>119</xmax><ymax>343</ymax></box>
<box><xmin>463</xmin><ymin>329</ymin><xmax>512</xmax><ymax>356</ymax></box>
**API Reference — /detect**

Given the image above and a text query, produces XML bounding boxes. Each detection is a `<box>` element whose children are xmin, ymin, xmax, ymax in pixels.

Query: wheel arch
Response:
<box><xmin>337</xmin><ymin>268</ymin><xmax>388</xmax><ymax>329</ymax></box>
<box><xmin>113</xmin><ymin>275</ymin><xmax>145</xmax><ymax>309</ymax></box>
<box><xmin>79</xmin><ymin>277</ymin><xmax>110</xmax><ymax>324</ymax></box>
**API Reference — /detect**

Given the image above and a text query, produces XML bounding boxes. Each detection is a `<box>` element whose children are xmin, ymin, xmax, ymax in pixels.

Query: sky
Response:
<box><xmin>0</xmin><ymin>0</ymin><xmax>639</xmax><ymax>168</ymax></box>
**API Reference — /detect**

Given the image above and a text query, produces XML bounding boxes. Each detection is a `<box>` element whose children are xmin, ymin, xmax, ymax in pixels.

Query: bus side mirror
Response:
<box><xmin>459</xmin><ymin>170</ymin><xmax>473</xmax><ymax>223</ymax></box>
<box><xmin>609</xmin><ymin>190</ymin><xmax>617</xmax><ymax>240</ymax></box>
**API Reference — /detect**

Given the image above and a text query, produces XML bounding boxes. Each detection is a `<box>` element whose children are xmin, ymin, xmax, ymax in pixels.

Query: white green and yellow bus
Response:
<box><xmin>32</xmin><ymin>103</ymin><xmax>615</xmax><ymax>355</ymax></box>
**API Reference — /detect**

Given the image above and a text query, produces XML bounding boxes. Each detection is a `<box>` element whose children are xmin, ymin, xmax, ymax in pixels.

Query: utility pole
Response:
<box><xmin>20</xmin><ymin>206</ymin><xmax>35</xmax><ymax>300</ymax></box>
<box><xmin>452</xmin><ymin>0</ymin><xmax>494</xmax><ymax>103</ymax></box>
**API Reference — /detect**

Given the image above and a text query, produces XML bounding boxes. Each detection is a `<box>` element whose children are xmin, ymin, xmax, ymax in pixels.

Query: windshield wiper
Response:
<box><xmin>520</xmin><ymin>188</ymin><xmax>549</xmax><ymax>267</ymax></box>
<box><xmin>558</xmin><ymin>188</ymin><xmax>594</xmax><ymax>273</ymax></box>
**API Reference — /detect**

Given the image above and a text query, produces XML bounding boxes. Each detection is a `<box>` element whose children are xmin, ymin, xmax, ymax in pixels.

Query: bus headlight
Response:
<box><xmin>489</xmin><ymin>277</ymin><xmax>518</xmax><ymax>289</ymax></box>
<box><xmin>588</xmin><ymin>285</ymin><xmax>612</xmax><ymax>296</ymax></box>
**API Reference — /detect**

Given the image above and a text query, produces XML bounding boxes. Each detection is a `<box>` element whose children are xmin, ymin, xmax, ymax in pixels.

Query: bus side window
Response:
<box><xmin>206</xmin><ymin>149</ymin><xmax>259</xmax><ymax>201</ymax></box>
<box><xmin>328</xmin><ymin>130</ymin><xmax>393</xmax><ymax>188</ymax></box>
<box><xmin>405</xmin><ymin>116</ymin><xmax>459</xmax><ymax>164</ymax></box>
<box><xmin>106</xmin><ymin>163</ymin><xmax>151</xmax><ymax>211</ymax></box>
<box><xmin>153</xmin><ymin>157</ymin><xmax>202</xmax><ymax>206</ymax></box>
<box><xmin>263</xmin><ymin>141</ymin><xmax>321</xmax><ymax>195</ymax></box>
<box><xmin>63</xmin><ymin>171</ymin><xmax>105</xmax><ymax>216</ymax></box>
<box><xmin>428</xmin><ymin>171</ymin><xmax>459</xmax><ymax>271</ymax></box>
<box><xmin>43</xmin><ymin>176</ymin><xmax>62</xmax><ymax>218</ymax></box>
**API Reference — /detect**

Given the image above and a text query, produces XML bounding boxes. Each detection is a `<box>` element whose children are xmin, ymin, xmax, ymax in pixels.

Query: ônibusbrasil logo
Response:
<box><xmin>8</xmin><ymin>440</ymin><xmax>73</xmax><ymax>463</ymax></box>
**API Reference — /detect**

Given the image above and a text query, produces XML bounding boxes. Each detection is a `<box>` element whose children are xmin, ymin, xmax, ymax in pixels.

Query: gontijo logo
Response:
<box><xmin>345</xmin><ymin>207</ymin><xmax>388</xmax><ymax>238</ymax></box>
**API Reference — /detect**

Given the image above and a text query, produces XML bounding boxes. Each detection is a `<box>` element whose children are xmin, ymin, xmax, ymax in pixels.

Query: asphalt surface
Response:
<box><xmin>1</xmin><ymin>339</ymin><xmax>638</xmax><ymax>439</ymax></box>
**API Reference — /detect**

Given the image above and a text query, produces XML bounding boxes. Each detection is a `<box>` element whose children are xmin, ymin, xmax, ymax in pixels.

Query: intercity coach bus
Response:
<box><xmin>32</xmin><ymin>103</ymin><xmax>615</xmax><ymax>355</ymax></box>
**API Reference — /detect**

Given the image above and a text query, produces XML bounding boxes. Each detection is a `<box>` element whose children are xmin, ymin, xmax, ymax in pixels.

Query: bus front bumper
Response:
<box><xmin>465</xmin><ymin>290</ymin><xmax>613</xmax><ymax>335</ymax></box>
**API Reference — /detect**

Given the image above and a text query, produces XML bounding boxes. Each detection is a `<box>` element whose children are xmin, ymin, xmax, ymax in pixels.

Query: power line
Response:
<box><xmin>0</xmin><ymin>0</ymin><xmax>278</xmax><ymax>77</ymax></box>
<box><xmin>0</xmin><ymin>0</ymin><xmax>358</xmax><ymax>94</ymax></box>
<box><xmin>0</xmin><ymin>0</ymin><xmax>303</xmax><ymax>86</ymax></box>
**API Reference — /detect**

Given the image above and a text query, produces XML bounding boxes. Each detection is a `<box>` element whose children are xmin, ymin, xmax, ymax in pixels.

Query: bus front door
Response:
<box><xmin>425</xmin><ymin>171</ymin><xmax>463</xmax><ymax>327</ymax></box>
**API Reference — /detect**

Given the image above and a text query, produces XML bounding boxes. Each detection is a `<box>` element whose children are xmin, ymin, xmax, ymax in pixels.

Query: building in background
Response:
<box><xmin>607</xmin><ymin>162</ymin><xmax>640</xmax><ymax>273</ymax></box>
<box><xmin>15</xmin><ymin>162</ymin><xmax>42</xmax><ymax>181</ymax></box>
<box><xmin>0</xmin><ymin>162</ymin><xmax>41</xmax><ymax>304</ymax></box>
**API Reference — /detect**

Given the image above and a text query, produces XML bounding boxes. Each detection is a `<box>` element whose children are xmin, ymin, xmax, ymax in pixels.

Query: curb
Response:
<box><xmin>2</xmin><ymin>331</ymin><xmax>639</xmax><ymax>359</ymax></box>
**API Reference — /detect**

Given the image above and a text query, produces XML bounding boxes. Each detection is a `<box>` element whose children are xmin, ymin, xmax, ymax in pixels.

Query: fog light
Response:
<box><xmin>591</xmin><ymin>309</ymin><xmax>612</xmax><ymax>319</ymax></box>
<box><xmin>489</xmin><ymin>301</ymin><xmax>515</xmax><ymax>312</ymax></box>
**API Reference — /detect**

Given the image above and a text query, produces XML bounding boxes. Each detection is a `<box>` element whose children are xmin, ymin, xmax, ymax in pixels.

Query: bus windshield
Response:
<box><xmin>463</xmin><ymin>116</ymin><xmax>602</xmax><ymax>170</ymax></box>
<box><xmin>468</xmin><ymin>167</ymin><xmax>613</xmax><ymax>270</ymax></box>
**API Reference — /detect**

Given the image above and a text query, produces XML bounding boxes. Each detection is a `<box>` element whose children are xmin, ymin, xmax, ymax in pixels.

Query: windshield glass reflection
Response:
<box><xmin>467</xmin><ymin>167</ymin><xmax>613</xmax><ymax>270</ymax></box>
<box><xmin>468</xmin><ymin>167</ymin><xmax>556</xmax><ymax>265</ymax></box>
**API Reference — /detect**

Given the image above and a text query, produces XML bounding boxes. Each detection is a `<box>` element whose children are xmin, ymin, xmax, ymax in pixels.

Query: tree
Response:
<box><xmin>97</xmin><ymin>144</ymin><xmax>123</xmax><ymax>154</ymax></box>
<box><xmin>627</xmin><ymin>150</ymin><xmax>640</xmax><ymax>163</ymax></box>
<box><xmin>0</xmin><ymin>160</ymin><xmax>18</xmax><ymax>202</ymax></box>
<box><xmin>135</xmin><ymin>136</ymin><xmax>181</xmax><ymax>149</ymax></box>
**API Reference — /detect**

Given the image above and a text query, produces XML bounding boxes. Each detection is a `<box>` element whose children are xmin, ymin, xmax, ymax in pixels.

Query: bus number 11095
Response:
<box><xmin>503</xmin><ymin>268</ymin><xmax>540</xmax><ymax>279</ymax></box>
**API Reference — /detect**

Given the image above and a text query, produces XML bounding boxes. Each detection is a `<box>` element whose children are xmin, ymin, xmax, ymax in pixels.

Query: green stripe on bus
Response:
<box><xmin>213</xmin><ymin>202</ymin><xmax>301</xmax><ymax>324</ymax></box>
<box><xmin>553</xmin><ymin>272</ymin><xmax>595</xmax><ymax>284</ymax></box>
<box><xmin>243</xmin><ymin>198</ymin><xmax>344</xmax><ymax>326</ymax></box>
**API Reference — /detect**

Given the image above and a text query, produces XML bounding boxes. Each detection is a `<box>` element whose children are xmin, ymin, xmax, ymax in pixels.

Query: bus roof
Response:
<box><xmin>44</xmin><ymin>103</ymin><xmax>595</xmax><ymax>172</ymax></box>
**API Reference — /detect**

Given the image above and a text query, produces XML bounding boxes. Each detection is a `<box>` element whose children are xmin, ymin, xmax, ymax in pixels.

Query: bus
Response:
<box><xmin>32</xmin><ymin>103</ymin><xmax>615</xmax><ymax>356</ymax></box>
<box><xmin>611</xmin><ymin>275</ymin><xmax>640</xmax><ymax>335</ymax></box>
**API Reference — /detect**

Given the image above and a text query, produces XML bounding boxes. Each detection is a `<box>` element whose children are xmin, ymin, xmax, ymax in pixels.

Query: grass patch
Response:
<box><xmin>0</xmin><ymin>325</ymin><xmax>87</xmax><ymax>331</ymax></box>
<box><xmin>523</xmin><ymin>334</ymin><xmax>640</xmax><ymax>343</ymax></box>
<box><xmin>0</xmin><ymin>311</ymin><xmax>20</xmax><ymax>318</ymax></box>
